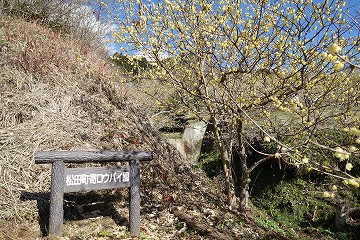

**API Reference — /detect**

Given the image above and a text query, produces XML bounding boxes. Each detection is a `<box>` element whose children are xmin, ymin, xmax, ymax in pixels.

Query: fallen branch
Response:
<box><xmin>173</xmin><ymin>210</ymin><xmax>232</xmax><ymax>240</ymax></box>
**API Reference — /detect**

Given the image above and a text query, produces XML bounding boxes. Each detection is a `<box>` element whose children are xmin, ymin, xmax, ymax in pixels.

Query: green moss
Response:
<box><xmin>162</xmin><ymin>132</ymin><xmax>182</xmax><ymax>139</ymax></box>
<box><xmin>195</xmin><ymin>151</ymin><xmax>222</xmax><ymax>179</ymax></box>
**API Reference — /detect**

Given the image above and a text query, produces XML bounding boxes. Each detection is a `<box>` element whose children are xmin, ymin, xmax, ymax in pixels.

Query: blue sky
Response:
<box><xmin>91</xmin><ymin>0</ymin><xmax>359</xmax><ymax>56</ymax></box>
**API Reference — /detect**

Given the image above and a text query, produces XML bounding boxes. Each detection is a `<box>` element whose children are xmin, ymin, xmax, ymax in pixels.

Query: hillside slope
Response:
<box><xmin>0</xmin><ymin>15</ymin><xmax>292</xmax><ymax>240</ymax></box>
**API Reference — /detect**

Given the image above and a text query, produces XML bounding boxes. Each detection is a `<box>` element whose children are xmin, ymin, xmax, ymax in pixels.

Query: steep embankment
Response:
<box><xmin>0</xmin><ymin>15</ymin><xmax>293</xmax><ymax>240</ymax></box>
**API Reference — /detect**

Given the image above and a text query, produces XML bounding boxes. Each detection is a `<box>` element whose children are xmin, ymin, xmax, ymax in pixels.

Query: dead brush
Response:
<box><xmin>0</xmin><ymin>14</ymin><xmax>129</xmax><ymax>237</ymax></box>
<box><xmin>1</xmin><ymin>15</ymin><xmax>118</xmax><ymax>81</ymax></box>
<box><xmin>1</xmin><ymin>17</ymin><xmax>74</xmax><ymax>74</ymax></box>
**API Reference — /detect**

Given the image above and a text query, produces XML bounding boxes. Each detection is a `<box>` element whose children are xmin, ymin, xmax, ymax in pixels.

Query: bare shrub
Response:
<box><xmin>1</xmin><ymin>0</ymin><xmax>114</xmax><ymax>55</ymax></box>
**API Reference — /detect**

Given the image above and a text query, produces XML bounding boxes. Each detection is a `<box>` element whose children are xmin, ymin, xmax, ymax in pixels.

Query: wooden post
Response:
<box><xmin>49</xmin><ymin>160</ymin><xmax>65</xmax><ymax>236</ymax></box>
<box><xmin>129</xmin><ymin>159</ymin><xmax>140</xmax><ymax>237</ymax></box>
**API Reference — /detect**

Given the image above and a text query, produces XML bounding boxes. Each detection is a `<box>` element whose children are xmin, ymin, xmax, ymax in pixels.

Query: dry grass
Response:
<box><xmin>0</xmin><ymin>15</ymin><xmax>136</xmax><ymax>238</ymax></box>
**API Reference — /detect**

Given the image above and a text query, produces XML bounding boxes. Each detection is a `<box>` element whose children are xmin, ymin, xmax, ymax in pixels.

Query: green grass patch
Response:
<box><xmin>256</xmin><ymin>218</ymin><xmax>286</xmax><ymax>235</ymax></box>
<box><xmin>251</xmin><ymin>176</ymin><xmax>360</xmax><ymax>240</ymax></box>
<box><xmin>252</xmin><ymin>178</ymin><xmax>334</xmax><ymax>228</ymax></box>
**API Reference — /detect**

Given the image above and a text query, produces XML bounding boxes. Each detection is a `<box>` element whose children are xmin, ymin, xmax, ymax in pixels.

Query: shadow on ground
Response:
<box><xmin>20</xmin><ymin>191</ymin><xmax>129</xmax><ymax>236</ymax></box>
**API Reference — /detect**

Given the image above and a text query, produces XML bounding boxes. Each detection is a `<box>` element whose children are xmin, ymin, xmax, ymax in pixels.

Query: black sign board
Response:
<box><xmin>34</xmin><ymin>150</ymin><xmax>152</xmax><ymax>238</ymax></box>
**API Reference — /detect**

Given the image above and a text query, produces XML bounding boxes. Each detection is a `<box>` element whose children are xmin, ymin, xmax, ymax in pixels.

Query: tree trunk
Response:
<box><xmin>219</xmin><ymin>146</ymin><xmax>237</xmax><ymax>207</ymax></box>
<box><xmin>239</xmin><ymin>160</ymin><xmax>250</xmax><ymax>211</ymax></box>
<box><xmin>237</xmin><ymin>119</ymin><xmax>250</xmax><ymax>212</ymax></box>
<box><xmin>211</xmin><ymin>118</ymin><xmax>237</xmax><ymax>207</ymax></box>
<box><xmin>202</xmin><ymin>85</ymin><xmax>236</xmax><ymax>207</ymax></box>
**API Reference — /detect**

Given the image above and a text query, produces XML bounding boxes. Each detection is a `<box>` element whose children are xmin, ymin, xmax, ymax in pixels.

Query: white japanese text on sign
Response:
<box><xmin>65</xmin><ymin>171</ymin><xmax>130</xmax><ymax>186</ymax></box>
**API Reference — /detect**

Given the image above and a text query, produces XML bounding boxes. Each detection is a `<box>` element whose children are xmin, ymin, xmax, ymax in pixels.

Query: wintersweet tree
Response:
<box><xmin>110</xmin><ymin>0</ymin><xmax>360</xmax><ymax>211</ymax></box>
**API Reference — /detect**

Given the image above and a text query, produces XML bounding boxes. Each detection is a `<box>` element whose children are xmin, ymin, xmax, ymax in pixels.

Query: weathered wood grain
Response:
<box><xmin>129</xmin><ymin>159</ymin><xmax>140</xmax><ymax>237</ymax></box>
<box><xmin>35</xmin><ymin>150</ymin><xmax>152</xmax><ymax>164</ymax></box>
<box><xmin>49</xmin><ymin>161</ymin><xmax>65</xmax><ymax>236</ymax></box>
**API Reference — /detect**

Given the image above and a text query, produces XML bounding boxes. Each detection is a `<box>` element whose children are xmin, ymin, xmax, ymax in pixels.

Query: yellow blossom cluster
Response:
<box><xmin>345</xmin><ymin>162</ymin><xmax>353</xmax><ymax>171</ymax></box>
<box><xmin>349</xmin><ymin>127</ymin><xmax>360</xmax><ymax>136</ymax></box>
<box><xmin>320</xmin><ymin>43</ymin><xmax>345</xmax><ymax>71</ymax></box>
<box><xmin>322</xmin><ymin>184</ymin><xmax>341</xmax><ymax>199</ymax></box>
<box><xmin>334</xmin><ymin>147</ymin><xmax>349</xmax><ymax>161</ymax></box>
<box><xmin>329</xmin><ymin>43</ymin><xmax>342</xmax><ymax>54</ymax></box>
<box><xmin>301</xmin><ymin>157</ymin><xmax>309</xmax><ymax>164</ymax></box>
<box><xmin>263</xmin><ymin>136</ymin><xmax>271</xmax><ymax>142</ymax></box>
<box><xmin>333</xmin><ymin>61</ymin><xmax>345</xmax><ymax>71</ymax></box>
<box><xmin>344</xmin><ymin>127</ymin><xmax>360</xmax><ymax>146</ymax></box>
<box><xmin>322</xmin><ymin>191</ymin><xmax>335</xmax><ymax>199</ymax></box>
<box><xmin>343</xmin><ymin>179</ymin><xmax>360</xmax><ymax>188</ymax></box>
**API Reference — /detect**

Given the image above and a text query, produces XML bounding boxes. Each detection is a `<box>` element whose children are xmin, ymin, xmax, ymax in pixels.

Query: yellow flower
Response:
<box><xmin>326</xmin><ymin>54</ymin><xmax>338</xmax><ymax>62</ymax></box>
<box><xmin>322</xmin><ymin>191</ymin><xmax>330</xmax><ymax>198</ymax></box>
<box><xmin>333</xmin><ymin>61</ymin><xmax>344</xmax><ymax>71</ymax></box>
<box><xmin>334</xmin><ymin>147</ymin><xmax>349</xmax><ymax>161</ymax></box>
<box><xmin>331</xmin><ymin>185</ymin><xmax>337</xmax><ymax>191</ymax></box>
<box><xmin>329</xmin><ymin>43</ymin><xmax>342</xmax><ymax>54</ymax></box>
<box><xmin>349</xmin><ymin>127</ymin><xmax>360</xmax><ymax>136</ymax></box>
<box><xmin>264</xmin><ymin>136</ymin><xmax>271</xmax><ymax>142</ymax></box>
<box><xmin>322</xmin><ymin>191</ymin><xmax>335</xmax><ymax>199</ymax></box>
<box><xmin>348</xmin><ymin>179</ymin><xmax>359</xmax><ymax>188</ymax></box>
<box><xmin>301</xmin><ymin>157</ymin><xmax>309</xmax><ymax>164</ymax></box>
<box><xmin>349</xmin><ymin>146</ymin><xmax>358</xmax><ymax>152</ymax></box>
<box><xmin>345</xmin><ymin>162</ymin><xmax>353</xmax><ymax>171</ymax></box>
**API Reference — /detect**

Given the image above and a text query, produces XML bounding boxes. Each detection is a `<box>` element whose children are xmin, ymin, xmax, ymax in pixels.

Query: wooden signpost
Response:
<box><xmin>34</xmin><ymin>150</ymin><xmax>152</xmax><ymax>237</ymax></box>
